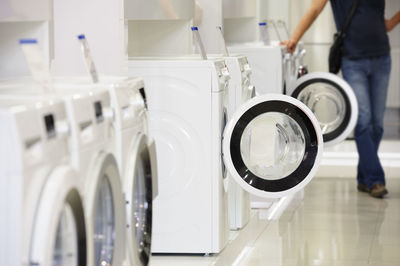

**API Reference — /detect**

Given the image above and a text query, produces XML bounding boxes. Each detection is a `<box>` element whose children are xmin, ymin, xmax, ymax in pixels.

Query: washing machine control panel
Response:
<box><xmin>0</xmin><ymin>97</ymin><xmax>69</xmax><ymax>165</ymax></box>
<box><xmin>237</xmin><ymin>56</ymin><xmax>255</xmax><ymax>102</ymax></box>
<box><xmin>68</xmin><ymin>89</ymin><xmax>114</xmax><ymax>148</ymax></box>
<box><xmin>214</xmin><ymin>60</ymin><xmax>231</xmax><ymax>93</ymax></box>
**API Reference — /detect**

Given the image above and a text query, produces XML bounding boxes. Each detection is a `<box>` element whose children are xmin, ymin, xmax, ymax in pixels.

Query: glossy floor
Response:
<box><xmin>150</xmin><ymin>178</ymin><xmax>400</xmax><ymax>266</ymax></box>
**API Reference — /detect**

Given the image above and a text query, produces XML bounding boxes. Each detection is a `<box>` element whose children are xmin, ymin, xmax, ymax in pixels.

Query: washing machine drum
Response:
<box><xmin>289</xmin><ymin>72</ymin><xmax>358</xmax><ymax>146</ymax></box>
<box><xmin>223</xmin><ymin>94</ymin><xmax>323</xmax><ymax>199</ymax></box>
<box><xmin>29</xmin><ymin>167</ymin><xmax>86</xmax><ymax>266</ymax></box>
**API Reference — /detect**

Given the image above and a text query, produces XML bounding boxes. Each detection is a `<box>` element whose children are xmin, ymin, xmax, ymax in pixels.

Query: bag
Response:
<box><xmin>328</xmin><ymin>0</ymin><xmax>360</xmax><ymax>74</ymax></box>
<box><xmin>329</xmin><ymin>33</ymin><xmax>344</xmax><ymax>74</ymax></box>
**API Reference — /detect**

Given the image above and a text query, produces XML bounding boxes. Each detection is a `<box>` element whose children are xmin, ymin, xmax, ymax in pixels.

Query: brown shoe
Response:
<box><xmin>369</xmin><ymin>184</ymin><xmax>388</xmax><ymax>198</ymax></box>
<box><xmin>357</xmin><ymin>184</ymin><xmax>370</xmax><ymax>193</ymax></box>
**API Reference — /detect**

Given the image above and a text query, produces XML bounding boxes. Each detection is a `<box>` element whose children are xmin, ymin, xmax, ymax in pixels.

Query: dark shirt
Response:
<box><xmin>330</xmin><ymin>0</ymin><xmax>390</xmax><ymax>58</ymax></box>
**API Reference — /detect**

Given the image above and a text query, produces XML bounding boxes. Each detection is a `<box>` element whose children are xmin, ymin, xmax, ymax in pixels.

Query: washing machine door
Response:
<box><xmin>86</xmin><ymin>153</ymin><xmax>125</xmax><ymax>266</ymax></box>
<box><xmin>222</xmin><ymin>94</ymin><xmax>323</xmax><ymax>199</ymax></box>
<box><xmin>289</xmin><ymin>72</ymin><xmax>358</xmax><ymax>146</ymax></box>
<box><xmin>29</xmin><ymin>166</ymin><xmax>86</xmax><ymax>266</ymax></box>
<box><xmin>125</xmin><ymin>134</ymin><xmax>153</xmax><ymax>266</ymax></box>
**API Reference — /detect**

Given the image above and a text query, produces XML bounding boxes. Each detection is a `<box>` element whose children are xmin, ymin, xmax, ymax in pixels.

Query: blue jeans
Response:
<box><xmin>342</xmin><ymin>54</ymin><xmax>391</xmax><ymax>189</ymax></box>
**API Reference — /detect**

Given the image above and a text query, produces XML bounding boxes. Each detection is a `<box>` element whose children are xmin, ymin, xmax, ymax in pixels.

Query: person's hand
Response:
<box><xmin>385</xmin><ymin>11</ymin><xmax>400</xmax><ymax>32</ymax></box>
<box><xmin>281</xmin><ymin>39</ymin><xmax>297</xmax><ymax>54</ymax></box>
<box><xmin>385</xmin><ymin>19</ymin><xmax>396</xmax><ymax>32</ymax></box>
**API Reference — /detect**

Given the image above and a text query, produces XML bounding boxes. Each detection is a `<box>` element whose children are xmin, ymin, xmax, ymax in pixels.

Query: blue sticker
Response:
<box><xmin>19</xmin><ymin>39</ymin><xmax>38</xmax><ymax>44</ymax></box>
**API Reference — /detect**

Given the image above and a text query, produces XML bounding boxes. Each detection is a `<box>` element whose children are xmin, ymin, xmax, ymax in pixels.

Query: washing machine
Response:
<box><xmin>0</xmin><ymin>97</ymin><xmax>87</xmax><ymax>266</ymax></box>
<box><xmin>128</xmin><ymin>57</ymin><xmax>324</xmax><ymax>253</ymax></box>
<box><xmin>129</xmin><ymin>57</ymin><xmax>231</xmax><ymax>254</ymax></box>
<box><xmin>0</xmin><ymin>79</ymin><xmax>126</xmax><ymax>266</ymax></box>
<box><xmin>93</xmin><ymin>77</ymin><xmax>157</xmax><ymax>266</ymax></box>
<box><xmin>55</xmin><ymin>76</ymin><xmax>158</xmax><ymax>266</ymax></box>
<box><xmin>219</xmin><ymin>55</ymin><xmax>255</xmax><ymax>230</ymax></box>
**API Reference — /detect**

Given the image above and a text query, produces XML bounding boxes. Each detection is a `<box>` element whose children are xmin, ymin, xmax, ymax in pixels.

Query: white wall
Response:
<box><xmin>386</xmin><ymin>0</ymin><xmax>400</xmax><ymax>108</ymax></box>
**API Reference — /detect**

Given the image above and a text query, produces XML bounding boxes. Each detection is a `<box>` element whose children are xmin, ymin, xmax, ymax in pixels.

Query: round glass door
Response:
<box><xmin>290</xmin><ymin>72</ymin><xmax>358</xmax><ymax>146</ymax></box>
<box><xmin>30</xmin><ymin>167</ymin><xmax>87</xmax><ymax>266</ymax></box>
<box><xmin>133</xmin><ymin>145</ymin><xmax>152</xmax><ymax>265</ymax></box>
<box><xmin>94</xmin><ymin>176</ymin><xmax>115</xmax><ymax>266</ymax></box>
<box><xmin>88</xmin><ymin>153</ymin><xmax>125</xmax><ymax>266</ymax></box>
<box><xmin>223</xmin><ymin>94</ymin><xmax>323</xmax><ymax>199</ymax></box>
<box><xmin>53</xmin><ymin>204</ymin><xmax>79</xmax><ymax>266</ymax></box>
<box><xmin>125</xmin><ymin>135</ymin><xmax>153</xmax><ymax>266</ymax></box>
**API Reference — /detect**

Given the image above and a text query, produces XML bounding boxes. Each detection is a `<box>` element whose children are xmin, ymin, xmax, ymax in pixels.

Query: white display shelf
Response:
<box><xmin>124</xmin><ymin>0</ymin><xmax>194</xmax><ymax>20</ymax></box>
<box><xmin>316</xmin><ymin>140</ymin><xmax>400</xmax><ymax>179</ymax></box>
<box><xmin>0</xmin><ymin>0</ymin><xmax>51</xmax><ymax>22</ymax></box>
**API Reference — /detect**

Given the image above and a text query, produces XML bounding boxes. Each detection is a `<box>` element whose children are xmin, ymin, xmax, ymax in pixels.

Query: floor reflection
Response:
<box><xmin>150</xmin><ymin>178</ymin><xmax>400</xmax><ymax>266</ymax></box>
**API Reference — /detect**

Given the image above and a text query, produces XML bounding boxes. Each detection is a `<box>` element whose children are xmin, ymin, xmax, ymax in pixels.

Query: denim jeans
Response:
<box><xmin>341</xmin><ymin>54</ymin><xmax>391</xmax><ymax>189</ymax></box>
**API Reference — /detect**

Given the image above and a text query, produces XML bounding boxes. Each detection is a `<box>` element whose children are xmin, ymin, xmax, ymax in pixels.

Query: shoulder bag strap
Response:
<box><xmin>339</xmin><ymin>0</ymin><xmax>361</xmax><ymax>37</ymax></box>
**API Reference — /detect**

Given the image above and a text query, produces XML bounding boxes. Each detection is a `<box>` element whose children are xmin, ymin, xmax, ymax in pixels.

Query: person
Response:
<box><xmin>282</xmin><ymin>0</ymin><xmax>400</xmax><ymax>198</ymax></box>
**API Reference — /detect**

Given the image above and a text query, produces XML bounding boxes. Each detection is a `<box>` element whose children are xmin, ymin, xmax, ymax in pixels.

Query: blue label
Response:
<box><xmin>258</xmin><ymin>22</ymin><xmax>267</xmax><ymax>26</ymax></box>
<box><xmin>19</xmin><ymin>39</ymin><xmax>38</xmax><ymax>44</ymax></box>
<box><xmin>191</xmin><ymin>26</ymin><xmax>199</xmax><ymax>31</ymax></box>
<box><xmin>77</xmin><ymin>34</ymin><xmax>86</xmax><ymax>40</ymax></box>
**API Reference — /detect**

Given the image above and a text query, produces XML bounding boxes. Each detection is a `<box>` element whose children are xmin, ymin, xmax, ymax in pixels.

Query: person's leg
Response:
<box><xmin>341</xmin><ymin>58</ymin><xmax>384</xmax><ymax>189</ymax></box>
<box><xmin>368</xmin><ymin>54</ymin><xmax>391</xmax><ymax>185</ymax></box>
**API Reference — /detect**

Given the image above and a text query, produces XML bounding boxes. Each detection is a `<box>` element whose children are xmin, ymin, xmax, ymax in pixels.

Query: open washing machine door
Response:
<box><xmin>125</xmin><ymin>134</ymin><xmax>154</xmax><ymax>266</ymax></box>
<box><xmin>288</xmin><ymin>72</ymin><xmax>358</xmax><ymax>146</ymax></box>
<box><xmin>222</xmin><ymin>94</ymin><xmax>323</xmax><ymax>199</ymax></box>
<box><xmin>86</xmin><ymin>153</ymin><xmax>126</xmax><ymax>266</ymax></box>
<box><xmin>29</xmin><ymin>167</ymin><xmax>86</xmax><ymax>266</ymax></box>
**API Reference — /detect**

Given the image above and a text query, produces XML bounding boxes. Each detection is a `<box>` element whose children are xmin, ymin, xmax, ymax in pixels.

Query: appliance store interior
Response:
<box><xmin>1</xmin><ymin>0</ymin><xmax>399</xmax><ymax>265</ymax></box>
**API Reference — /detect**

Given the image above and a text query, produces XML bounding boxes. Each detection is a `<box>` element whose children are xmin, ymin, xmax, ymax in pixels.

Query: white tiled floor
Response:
<box><xmin>150</xmin><ymin>178</ymin><xmax>400</xmax><ymax>266</ymax></box>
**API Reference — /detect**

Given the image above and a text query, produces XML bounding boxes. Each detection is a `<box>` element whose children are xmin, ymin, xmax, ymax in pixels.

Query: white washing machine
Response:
<box><xmin>64</xmin><ymin>76</ymin><xmax>158</xmax><ymax>266</ymax></box>
<box><xmin>128</xmin><ymin>57</ymin><xmax>324</xmax><ymax>253</ymax></box>
<box><xmin>219</xmin><ymin>55</ymin><xmax>255</xmax><ymax>230</ymax></box>
<box><xmin>0</xmin><ymin>80</ymin><xmax>126</xmax><ymax>266</ymax></box>
<box><xmin>44</xmin><ymin>76</ymin><xmax>157</xmax><ymax>266</ymax></box>
<box><xmin>0</xmin><ymin>97</ymin><xmax>87</xmax><ymax>266</ymax></box>
<box><xmin>287</xmin><ymin>72</ymin><xmax>358</xmax><ymax>146</ymax></box>
<box><xmin>129</xmin><ymin>57</ymin><xmax>230</xmax><ymax>254</ymax></box>
<box><xmin>228</xmin><ymin>43</ymin><xmax>284</xmax><ymax>95</ymax></box>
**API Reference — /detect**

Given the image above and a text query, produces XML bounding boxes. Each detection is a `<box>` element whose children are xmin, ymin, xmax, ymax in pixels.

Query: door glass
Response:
<box><xmin>297</xmin><ymin>82</ymin><xmax>346</xmax><ymax>135</ymax></box>
<box><xmin>94</xmin><ymin>176</ymin><xmax>115</xmax><ymax>266</ymax></box>
<box><xmin>134</xmin><ymin>149</ymin><xmax>152</xmax><ymax>265</ymax></box>
<box><xmin>53</xmin><ymin>203</ymin><xmax>78</xmax><ymax>266</ymax></box>
<box><xmin>240</xmin><ymin>112</ymin><xmax>305</xmax><ymax>180</ymax></box>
